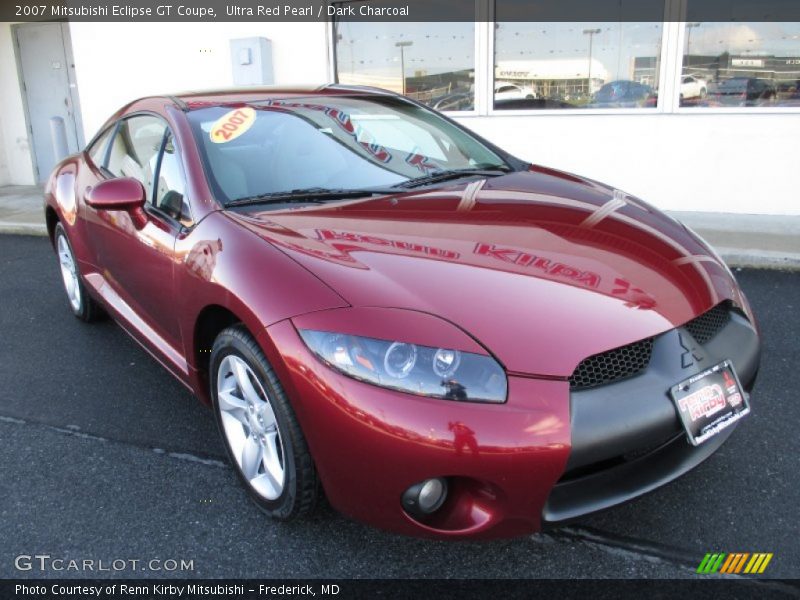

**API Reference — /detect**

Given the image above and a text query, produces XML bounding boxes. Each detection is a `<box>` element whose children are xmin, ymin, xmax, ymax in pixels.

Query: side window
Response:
<box><xmin>106</xmin><ymin>115</ymin><xmax>167</xmax><ymax>202</ymax></box>
<box><xmin>154</xmin><ymin>133</ymin><xmax>191</xmax><ymax>227</ymax></box>
<box><xmin>87</xmin><ymin>126</ymin><xmax>114</xmax><ymax>169</ymax></box>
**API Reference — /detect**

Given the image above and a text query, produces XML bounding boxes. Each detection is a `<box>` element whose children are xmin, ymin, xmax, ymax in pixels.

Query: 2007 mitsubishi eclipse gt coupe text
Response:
<box><xmin>45</xmin><ymin>85</ymin><xmax>760</xmax><ymax>539</ymax></box>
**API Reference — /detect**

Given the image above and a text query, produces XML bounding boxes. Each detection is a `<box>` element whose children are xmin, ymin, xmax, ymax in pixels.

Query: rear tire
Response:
<box><xmin>54</xmin><ymin>223</ymin><xmax>103</xmax><ymax>322</ymax></box>
<box><xmin>210</xmin><ymin>325</ymin><xmax>319</xmax><ymax>520</ymax></box>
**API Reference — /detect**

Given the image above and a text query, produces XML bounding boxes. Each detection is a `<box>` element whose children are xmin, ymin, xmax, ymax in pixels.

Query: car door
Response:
<box><xmin>81</xmin><ymin>114</ymin><xmax>188</xmax><ymax>371</ymax></box>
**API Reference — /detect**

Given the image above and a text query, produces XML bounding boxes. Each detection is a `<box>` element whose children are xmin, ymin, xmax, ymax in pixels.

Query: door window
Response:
<box><xmin>106</xmin><ymin>115</ymin><xmax>167</xmax><ymax>202</ymax></box>
<box><xmin>153</xmin><ymin>133</ymin><xmax>191</xmax><ymax>227</ymax></box>
<box><xmin>87</xmin><ymin>127</ymin><xmax>114</xmax><ymax>169</ymax></box>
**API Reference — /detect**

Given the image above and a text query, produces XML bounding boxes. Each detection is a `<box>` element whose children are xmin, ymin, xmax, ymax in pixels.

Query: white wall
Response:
<box><xmin>0</xmin><ymin>22</ymin><xmax>36</xmax><ymax>186</ymax></box>
<box><xmin>456</xmin><ymin>112</ymin><xmax>800</xmax><ymax>215</ymax></box>
<box><xmin>69</xmin><ymin>22</ymin><xmax>330</xmax><ymax>140</ymax></box>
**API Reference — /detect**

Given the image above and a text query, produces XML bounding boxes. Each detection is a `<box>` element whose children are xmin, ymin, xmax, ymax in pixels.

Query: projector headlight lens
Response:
<box><xmin>433</xmin><ymin>348</ymin><xmax>461</xmax><ymax>378</ymax></box>
<box><xmin>298</xmin><ymin>330</ymin><xmax>507</xmax><ymax>403</ymax></box>
<box><xmin>384</xmin><ymin>342</ymin><xmax>417</xmax><ymax>379</ymax></box>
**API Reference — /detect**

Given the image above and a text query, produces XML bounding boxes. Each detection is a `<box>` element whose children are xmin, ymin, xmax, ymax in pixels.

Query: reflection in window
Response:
<box><xmin>188</xmin><ymin>98</ymin><xmax>503</xmax><ymax>204</ymax></box>
<box><xmin>681</xmin><ymin>22</ymin><xmax>800</xmax><ymax>107</ymax></box>
<box><xmin>493</xmin><ymin>22</ymin><xmax>663</xmax><ymax>109</ymax></box>
<box><xmin>106</xmin><ymin>116</ymin><xmax>167</xmax><ymax>201</ymax></box>
<box><xmin>87</xmin><ymin>127</ymin><xmax>114</xmax><ymax>169</ymax></box>
<box><xmin>155</xmin><ymin>135</ymin><xmax>191</xmax><ymax>226</ymax></box>
<box><xmin>334</xmin><ymin>20</ymin><xmax>475</xmax><ymax>111</ymax></box>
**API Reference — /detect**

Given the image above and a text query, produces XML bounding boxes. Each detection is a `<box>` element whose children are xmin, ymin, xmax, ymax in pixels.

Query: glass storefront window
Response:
<box><xmin>681</xmin><ymin>22</ymin><xmax>800</xmax><ymax>107</ymax></box>
<box><xmin>334</xmin><ymin>21</ymin><xmax>475</xmax><ymax>112</ymax></box>
<box><xmin>493</xmin><ymin>22</ymin><xmax>664</xmax><ymax>109</ymax></box>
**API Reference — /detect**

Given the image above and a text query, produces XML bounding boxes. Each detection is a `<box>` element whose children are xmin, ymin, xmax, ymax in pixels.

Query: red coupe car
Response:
<box><xmin>45</xmin><ymin>85</ymin><xmax>760</xmax><ymax>539</ymax></box>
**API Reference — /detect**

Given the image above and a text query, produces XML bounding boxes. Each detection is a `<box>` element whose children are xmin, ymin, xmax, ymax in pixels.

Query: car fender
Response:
<box><xmin>45</xmin><ymin>157</ymin><xmax>81</xmax><ymax>239</ymax></box>
<box><xmin>173</xmin><ymin>210</ymin><xmax>349</xmax><ymax>399</ymax></box>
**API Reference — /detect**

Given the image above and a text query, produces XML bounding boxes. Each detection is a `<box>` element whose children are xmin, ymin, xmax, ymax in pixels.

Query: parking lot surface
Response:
<box><xmin>1</xmin><ymin>235</ymin><xmax>798</xmax><ymax>581</ymax></box>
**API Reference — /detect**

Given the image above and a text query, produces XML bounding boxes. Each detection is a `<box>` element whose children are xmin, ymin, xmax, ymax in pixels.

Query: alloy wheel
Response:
<box><xmin>216</xmin><ymin>355</ymin><xmax>286</xmax><ymax>500</ymax></box>
<box><xmin>57</xmin><ymin>233</ymin><xmax>81</xmax><ymax>312</ymax></box>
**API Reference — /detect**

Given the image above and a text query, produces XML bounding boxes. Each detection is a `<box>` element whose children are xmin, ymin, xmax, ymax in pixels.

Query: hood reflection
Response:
<box><xmin>231</xmin><ymin>170</ymin><xmax>737</xmax><ymax>376</ymax></box>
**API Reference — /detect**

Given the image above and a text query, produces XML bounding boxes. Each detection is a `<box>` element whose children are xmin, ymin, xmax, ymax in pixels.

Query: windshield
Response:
<box><xmin>187</xmin><ymin>95</ymin><xmax>507</xmax><ymax>205</ymax></box>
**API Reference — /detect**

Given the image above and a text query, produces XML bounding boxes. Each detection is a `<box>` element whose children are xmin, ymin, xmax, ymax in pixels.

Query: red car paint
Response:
<box><xmin>45</xmin><ymin>86</ymin><xmax>753</xmax><ymax>539</ymax></box>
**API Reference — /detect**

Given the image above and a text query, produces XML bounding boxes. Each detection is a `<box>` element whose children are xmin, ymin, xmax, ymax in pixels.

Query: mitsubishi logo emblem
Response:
<box><xmin>679</xmin><ymin>332</ymin><xmax>703</xmax><ymax>368</ymax></box>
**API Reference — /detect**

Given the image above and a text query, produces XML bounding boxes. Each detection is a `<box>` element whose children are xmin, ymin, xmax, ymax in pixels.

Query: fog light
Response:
<box><xmin>402</xmin><ymin>477</ymin><xmax>448</xmax><ymax>516</ymax></box>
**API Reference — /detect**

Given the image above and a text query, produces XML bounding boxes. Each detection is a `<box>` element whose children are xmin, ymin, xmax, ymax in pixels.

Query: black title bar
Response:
<box><xmin>4</xmin><ymin>0</ymin><xmax>800</xmax><ymax>22</ymax></box>
<box><xmin>3</xmin><ymin>579</ymin><xmax>800</xmax><ymax>600</ymax></box>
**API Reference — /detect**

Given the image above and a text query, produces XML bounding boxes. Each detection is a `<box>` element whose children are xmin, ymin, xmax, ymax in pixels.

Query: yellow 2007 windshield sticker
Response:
<box><xmin>209</xmin><ymin>107</ymin><xmax>256</xmax><ymax>143</ymax></box>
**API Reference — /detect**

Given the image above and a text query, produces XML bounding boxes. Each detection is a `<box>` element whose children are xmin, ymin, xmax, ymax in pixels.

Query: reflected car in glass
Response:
<box><xmin>590</xmin><ymin>80</ymin><xmax>657</xmax><ymax>108</ymax></box>
<box><xmin>494</xmin><ymin>81</ymin><xmax>537</xmax><ymax>101</ymax></box>
<box><xmin>680</xmin><ymin>75</ymin><xmax>708</xmax><ymax>102</ymax></box>
<box><xmin>779</xmin><ymin>81</ymin><xmax>800</xmax><ymax>106</ymax></box>
<box><xmin>712</xmin><ymin>78</ymin><xmax>777</xmax><ymax>106</ymax></box>
<box><xmin>44</xmin><ymin>85</ymin><xmax>760</xmax><ymax>539</ymax></box>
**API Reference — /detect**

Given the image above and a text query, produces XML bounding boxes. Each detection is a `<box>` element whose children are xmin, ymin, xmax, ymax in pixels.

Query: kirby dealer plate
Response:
<box><xmin>670</xmin><ymin>360</ymin><xmax>750</xmax><ymax>446</ymax></box>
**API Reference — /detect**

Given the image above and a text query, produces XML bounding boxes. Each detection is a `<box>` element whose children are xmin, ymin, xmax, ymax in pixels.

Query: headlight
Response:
<box><xmin>298</xmin><ymin>330</ymin><xmax>507</xmax><ymax>403</ymax></box>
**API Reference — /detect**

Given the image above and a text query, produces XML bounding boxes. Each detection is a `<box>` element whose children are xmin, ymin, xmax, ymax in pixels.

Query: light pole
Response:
<box><xmin>686</xmin><ymin>23</ymin><xmax>701</xmax><ymax>66</ymax></box>
<box><xmin>583</xmin><ymin>28</ymin><xmax>601</xmax><ymax>96</ymax></box>
<box><xmin>395</xmin><ymin>40</ymin><xmax>413</xmax><ymax>95</ymax></box>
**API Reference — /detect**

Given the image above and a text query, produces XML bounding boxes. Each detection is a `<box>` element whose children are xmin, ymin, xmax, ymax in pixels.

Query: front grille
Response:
<box><xmin>684</xmin><ymin>302</ymin><xmax>731</xmax><ymax>344</ymax></box>
<box><xmin>569</xmin><ymin>337</ymin><xmax>654</xmax><ymax>390</ymax></box>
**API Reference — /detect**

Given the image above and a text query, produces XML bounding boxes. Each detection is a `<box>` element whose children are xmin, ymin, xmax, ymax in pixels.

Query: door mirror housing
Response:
<box><xmin>86</xmin><ymin>177</ymin><xmax>148</xmax><ymax>228</ymax></box>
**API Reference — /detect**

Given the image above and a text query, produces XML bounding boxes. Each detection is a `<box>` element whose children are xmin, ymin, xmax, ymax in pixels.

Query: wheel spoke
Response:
<box><xmin>241</xmin><ymin>435</ymin><xmax>263</xmax><ymax>480</ymax></box>
<box><xmin>218</xmin><ymin>389</ymin><xmax>249</xmax><ymax>415</ymax></box>
<box><xmin>61</xmin><ymin>267</ymin><xmax>74</xmax><ymax>294</ymax></box>
<box><xmin>252</xmin><ymin>470</ymin><xmax>280</xmax><ymax>499</ymax></box>
<box><xmin>57</xmin><ymin>235</ymin><xmax>81</xmax><ymax>311</ymax></box>
<box><xmin>261</xmin><ymin>431</ymin><xmax>284</xmax><ymax>489</ymax></box>
<box><xmin>232</xmin><ymin>358</ymin><xmax>262</xmax><ymax>405</ymax></box>
<box><xmin>259</xmin><ymin>402</ymin><xmax>277</xmax><ymax>430</ymax></box>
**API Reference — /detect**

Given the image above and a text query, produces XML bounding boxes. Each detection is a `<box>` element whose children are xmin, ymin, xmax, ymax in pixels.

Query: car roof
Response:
<box><xmin>165</xmin><ymin>84</ymin><xmax>399</xmax><ymax>110</ymax></box>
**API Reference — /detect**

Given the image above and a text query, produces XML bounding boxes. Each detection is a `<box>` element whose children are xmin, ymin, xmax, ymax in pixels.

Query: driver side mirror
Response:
<box><xmin>86</xmin><ymin>177</ymin><xmax>148</xmax><ymax>229</ymax></box>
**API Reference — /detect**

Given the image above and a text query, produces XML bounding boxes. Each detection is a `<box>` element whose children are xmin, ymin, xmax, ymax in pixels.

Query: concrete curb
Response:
<box><xmin>717</xmin><ymin>249</ymin><xmax>800</xmax><ymax>271</ymax></box>
<box><xmin>0</xmin><ymin>223</ymin><xmax>47</xmax><ymax>236</ymax></box>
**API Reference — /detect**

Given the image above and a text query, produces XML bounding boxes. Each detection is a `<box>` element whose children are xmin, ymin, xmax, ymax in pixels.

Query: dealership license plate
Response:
<box><xmin>670</xmin><ymin>360</ymin><xmax>750</xmax><ymax>446</ymax></box>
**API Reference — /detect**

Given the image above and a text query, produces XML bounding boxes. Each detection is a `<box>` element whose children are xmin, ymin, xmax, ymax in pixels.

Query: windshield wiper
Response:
<box><xmin>225</xmin><ymin>187</ymin><xmax>395</xmax><ymax>208</ymax></box>
<box><xmin>396</xmin><ymin>165</ymin><xmax>513</xmax><ymax>189</ymax></box>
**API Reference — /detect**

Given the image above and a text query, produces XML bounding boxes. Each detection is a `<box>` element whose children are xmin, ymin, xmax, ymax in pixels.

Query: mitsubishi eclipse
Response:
<box><xmin>45</xmin><ymin>85</ymin><xmax>760</xmax><ymax>539</ymax></box>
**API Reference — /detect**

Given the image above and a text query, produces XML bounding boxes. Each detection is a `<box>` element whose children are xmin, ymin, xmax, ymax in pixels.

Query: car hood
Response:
<box><xmin>227</xmin><ymin>167</ymin><xmax>742</xmax><ymax>377</ymax></box>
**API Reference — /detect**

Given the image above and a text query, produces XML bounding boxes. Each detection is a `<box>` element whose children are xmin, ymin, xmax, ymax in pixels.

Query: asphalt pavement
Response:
<box><xmin>0</xmin><ymin>235</ymin><xmax>798</xmax><ymax>583</ymax></box>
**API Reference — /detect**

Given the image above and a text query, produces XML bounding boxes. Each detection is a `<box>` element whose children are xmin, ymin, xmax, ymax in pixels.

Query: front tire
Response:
<box><xmin>54</xmin><ymin>223</ymin><xmax>102</xmax><ymax>322</ymax></box>
<box><xmin>210</xmin><ymin>325</ymin><xmax>319</xmax><ymax>520</ymax></box>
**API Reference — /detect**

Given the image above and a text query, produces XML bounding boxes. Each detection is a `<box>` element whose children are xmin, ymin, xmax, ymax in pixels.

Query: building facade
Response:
<box><xmin>0</xmin><ymin>16</ymin><xmax>797</xmax><ymax>215</ymax></box>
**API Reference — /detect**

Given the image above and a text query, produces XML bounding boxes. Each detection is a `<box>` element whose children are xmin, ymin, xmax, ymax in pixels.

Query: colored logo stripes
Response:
<box><xmin>696</xmin><ymin>552</ymin><xmax>773</xmax><ymax>574</ymax></box>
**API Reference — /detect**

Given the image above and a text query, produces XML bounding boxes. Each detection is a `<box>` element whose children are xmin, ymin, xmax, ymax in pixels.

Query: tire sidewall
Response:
<box><xmin>210</xmin><ymin>330</ymin><xmax>300</xmax><ymax>519</ymax></box>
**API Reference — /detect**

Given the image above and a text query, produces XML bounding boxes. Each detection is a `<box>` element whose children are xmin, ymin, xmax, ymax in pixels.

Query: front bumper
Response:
<box><xmin>263</xmin><ymin>305</ymin><xmax>759</xmax><ymax>539</ymax></box>
<box><xmin>264</xmin><ymin>319</ymin><xmax>572</xmax><ymax>539</ymax></box>
<box><xmin>544</xmin><ymin>308</ymin><xmax>760</xmax><ymax>523</ymax></box>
